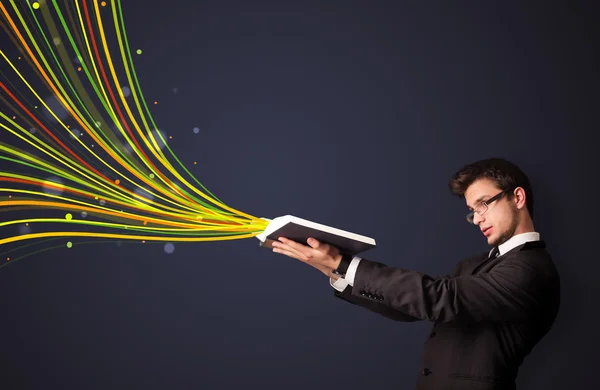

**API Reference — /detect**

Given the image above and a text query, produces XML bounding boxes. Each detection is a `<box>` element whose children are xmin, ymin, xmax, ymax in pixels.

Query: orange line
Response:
<box><xmin>0</xmin><ymin>176</ymin><xmax>198</xmax><ymax>222</ymax></box>
<box><xmin>0</xmin><ymin>3</ymin><xmax>186</xmax><ymax>212</ymax></box>
<box><xmin>81</xmin><ymin>0</ymin><xmax>195</xmax><ymax>204</ymax></box>
<box><xmin>0</xmin><ymin>199</ymin><xmax>206</xmax><ymax>229</ymax></box>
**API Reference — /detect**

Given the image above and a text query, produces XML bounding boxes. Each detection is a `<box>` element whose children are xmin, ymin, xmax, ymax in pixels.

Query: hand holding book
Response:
<box><xmin>257</xmin><ymin>215</ymin><xmax>376</xmax><ymax>279</ymax></box>
<box><xmin>271</xmin><ymin>236</ymin><xmax>343</xmax><ymax>280</ymax></box>
<box><xmin>255</xmin><ymin>215</ymin><xmax>376</xmax><ymax>255</ymax></box>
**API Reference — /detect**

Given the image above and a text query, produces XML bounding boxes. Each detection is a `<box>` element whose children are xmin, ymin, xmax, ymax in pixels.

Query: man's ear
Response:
<box><xmin>513</xmin><ymin>187</ymin><xmax>527</xmax><ymax>210</ymax></box>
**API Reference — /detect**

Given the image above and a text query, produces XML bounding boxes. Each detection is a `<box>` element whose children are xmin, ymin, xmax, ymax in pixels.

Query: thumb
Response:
<box><xmin>307</xmin><ymin>237</ymin><xmax>320</xmax><ymax>248</ymax></box>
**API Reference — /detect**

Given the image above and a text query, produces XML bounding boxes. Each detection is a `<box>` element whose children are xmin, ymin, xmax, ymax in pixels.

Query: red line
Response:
<box><xmin>81</xmin><ymin>0</ymin><xmax>194</xmax><ymax>204</ymax></box>
<box><xmin>0</xmin><ymin>80</ymin><xmax>112</xmax><ymax>186</ymax></box>
<box><xmin>0</xmin><ymin>176</ymin><xmax>197</xmax><ymax>222</ymax></box>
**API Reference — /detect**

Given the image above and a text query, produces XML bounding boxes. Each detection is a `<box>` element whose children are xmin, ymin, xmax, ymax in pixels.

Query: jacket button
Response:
<box><xmin>422</xmin><ymin>368</ymin><xmax>431</xmax><ymax>376</ymax></box>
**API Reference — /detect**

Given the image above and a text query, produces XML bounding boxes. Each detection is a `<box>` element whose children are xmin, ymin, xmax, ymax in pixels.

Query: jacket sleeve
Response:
<box><xmin>332</xmin><ymin>258</ymin><xmax>468</xmax><ymax>322</ymax></box>
<box><xmin>334</xmin><ymin>284</ymin><xmax>420</xmax><ymax>322</ymax></box>
<box><xmin>352</xmin><ymin>254</ymin><xmax>554</xmax><ymax>323</ymax></box>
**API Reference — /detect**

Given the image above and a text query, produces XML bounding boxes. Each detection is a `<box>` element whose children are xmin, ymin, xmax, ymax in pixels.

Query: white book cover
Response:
<box><xmin>255</xmin><ymin>215</ymin><xmax>376</xmax><ymax>256</ymax></box>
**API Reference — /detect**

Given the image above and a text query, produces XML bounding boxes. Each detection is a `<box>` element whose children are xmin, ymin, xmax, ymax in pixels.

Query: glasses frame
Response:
<box><xmin>466</xmin><ymin>189</ymin><xmax>511</xmax><ymax>224</ymax></box>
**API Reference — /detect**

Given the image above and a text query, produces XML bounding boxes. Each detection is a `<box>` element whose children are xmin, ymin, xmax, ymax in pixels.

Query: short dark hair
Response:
<box><xmin>448</xmin><ymin>157</ymin><xmax>534</xmax><ymax>220</ymax></box>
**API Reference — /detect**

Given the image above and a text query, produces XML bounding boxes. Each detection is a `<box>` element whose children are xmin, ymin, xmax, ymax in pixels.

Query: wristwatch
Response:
<box><xmin>332</xmin><ymin>253</ymin><xmax>353</xmax><ymax>277</ymax></box>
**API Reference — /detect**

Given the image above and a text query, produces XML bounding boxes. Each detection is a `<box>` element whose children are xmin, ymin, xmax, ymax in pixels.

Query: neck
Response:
<box><xmin>514</xmin><ymin>215</ymin><xmax>535</xmax><ymax>236</ymax></box>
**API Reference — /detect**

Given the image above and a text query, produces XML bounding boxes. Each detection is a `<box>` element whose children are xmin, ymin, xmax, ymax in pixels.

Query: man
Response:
<box><xmin>271</xmin><ymin>157</ymin><xmax>560</xmax><ymax>390</ymax></box>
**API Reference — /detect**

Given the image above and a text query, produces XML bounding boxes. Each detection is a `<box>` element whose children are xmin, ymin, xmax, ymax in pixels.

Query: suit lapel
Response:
<box><xmin>464</xmin><ymin>253</ymin><xmax>492</xmax><ymax>275</ymax></box>
<box><xmin>465</xmin><ymin>240</ymin><xmax>547</xmax><ymax>275</ymax></box>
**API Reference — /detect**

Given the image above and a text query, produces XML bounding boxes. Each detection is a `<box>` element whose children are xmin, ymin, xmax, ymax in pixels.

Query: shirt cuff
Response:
<box><xmin>344</xmin><ymin>257</ymin><xmax>362</xmax><ymax>286</ymax></box>
<box><xmin>330</xmin><ymin>276</ymin><xmax>349</xmax><ymax>292</ymax></box>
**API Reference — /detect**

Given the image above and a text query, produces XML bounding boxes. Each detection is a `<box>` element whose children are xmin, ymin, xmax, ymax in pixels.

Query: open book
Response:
<box><xmin>255</xmin><ymin>215</ymin><xmax>376</xmax><ymax>256</ymax></box>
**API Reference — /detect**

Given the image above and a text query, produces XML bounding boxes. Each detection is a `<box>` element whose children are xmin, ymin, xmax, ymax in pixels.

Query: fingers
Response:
<box><xmin>272</xmin><ymin>237</ymin><xmax>337</xmax><ymax>277</ymax></box>
<box><xmin>272</xmin><ymin>246</ymin><xmax>331</xmax><ymax>276</ymax></box>
<box><xmin>272</xmin><ymin>246</ymin><xmax>303</xmax><ymax>261</ymax></box>
<box><xmin>277</xmin><ymin>237</ymin><xmax>310</xmax><ymax>254</ymax></box>
<box><xmin>272</xmin><ymin>239</ymin><xmax>310</xmax><ymax>260</ymax></box>
<box><xmin>274</xmin><ymin>244</ymin><xmax>306</xmax><ymax>261</ymax></box>
<box><xmin>277</xmin><ymin>237</ymin><xmax>329</xmax><ymax>257</ymax></box>
<box><xmin>307</xmin><ymin>237</ymin><xmax>321</xmax><ymax>249</ymax></box>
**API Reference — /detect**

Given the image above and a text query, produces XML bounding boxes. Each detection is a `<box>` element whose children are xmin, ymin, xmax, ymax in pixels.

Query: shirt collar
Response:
<box><xmin>489</xmin><ymin>231</ymin><xmax>541</xmax><ymax>257</ymax></box>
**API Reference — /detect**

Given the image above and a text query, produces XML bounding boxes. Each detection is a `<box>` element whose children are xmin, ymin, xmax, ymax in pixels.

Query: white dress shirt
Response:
<box><xmin>330</xmin><ymin>231</ymin><xmax>541</xmax><ymax>292</ymax></box>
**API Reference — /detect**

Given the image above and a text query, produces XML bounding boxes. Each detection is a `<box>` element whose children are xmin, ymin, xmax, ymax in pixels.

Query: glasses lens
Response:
<box><xmin>466</xmin><ymin>211</ymin><xmax>474</xmax><ymax>224</ymax></box>
<box><xmin>477</xmin><ymin>203</ymin><xmax>488</xmax><ymax>216</ymax></box>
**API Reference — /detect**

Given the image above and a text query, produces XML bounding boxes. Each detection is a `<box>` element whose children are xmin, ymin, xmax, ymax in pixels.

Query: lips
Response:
<box><xmin>483</xmin><ymin>227</ymin><xmax>493</xmax><ymax>236</ymax></box>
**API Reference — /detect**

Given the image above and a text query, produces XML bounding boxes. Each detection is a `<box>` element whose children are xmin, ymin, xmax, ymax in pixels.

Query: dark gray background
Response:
<box><xmin>1</xmin><ymin>1</ymin><xmax>598</xmax><ymax>389</ymax></box>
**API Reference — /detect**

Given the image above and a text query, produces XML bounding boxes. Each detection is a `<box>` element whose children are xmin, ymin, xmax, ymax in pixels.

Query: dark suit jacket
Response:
<box><xmin>334</xmin><ymin>240</ymin><xmax>560</xmax><ymax>390</ymax></box>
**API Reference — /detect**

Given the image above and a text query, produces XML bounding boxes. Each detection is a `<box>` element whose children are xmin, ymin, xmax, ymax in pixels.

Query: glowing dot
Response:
<box><xmin>53</xmin><ymin>37</ymin><xmax>61</xmax><ymax>46</ymax></box>
<box><xmin>34</xmin><ymin>105</ymin><xmax>38</xmax><ymax>109</ymax></box>
<box><xmin>94</xmin><ymin>196</ymin><xmax>98</xmax><ymax>200</ymax></box>
<box><xmin>29</xmin><ymin>127</ymin><xmax>36</xmax><ymax>134</ymax></box>
<box><xmin>115</xmin><ymin>179</ymin><xmax>120</xmax><ymax>185</ymax></box>
<box><xmin>95</xmin><ymin>121</ymin><xmax>101</xmax><ymax>127</ymax></box>
<box><xmin>101</xmin><ymin>1</ymin><xmax>107</xmax><ymax>6</ymax></box>
<box><xmin>81</xmin><ymin>211</ymin><xmax>88</xmax><ymax>218</ymax></box>
<box><xmin>6</xmin><ymin>257</ymin><xmax>10</xmax><ymax>261</ymax></box>
<box><xmin>77</xmin><ymin>67</ymin><xmax>82</xmax><ymax>71</ymax></box>
<box><xmin>32</xmin><ymin>2</ymin><xmax>40</xmax><ymax>9</ymax></box>
<box><xmin>154</xmin><ymin>101</ymin><xmax>158</xmax><ymax>105</ymax></box>
<box><xmin>136</xmin><ymin>49</ymin><xmax>142</xmax><ymax>55</ymax></box>
<box><xmin>164</xmin><ymin>243</ymin><xmax>175</xmax><ymax>254</ymax></box>
<box><xmin>99</xmin><ymin>200</ymin><xmax>106</xmax><ymax>205</ymax></box>
<box><xmin>149</xmin><ymin>173</ymin><xmax>155</xmax><ymax>179</ymax></box>
<box><xmin>8</xmin><ymin>195</ymin><xmax>11</xmax><ymax>198</ymax></box>
<box><xmin>193</xmin><ymin>161</ymin><xmax>197</xmax><ymax>165</ymax></box>
<box><xmin>143</xmin><ymin>221</ymin><xmax>147</xmax><ymax>225</ymax></box>
<box><xmin>65</xmin><ymin>213</ymin><xmax>72</xmax><ymax>220</ymax></box>
<box><xmin>12</xmin><ymin>116</ymin><xmax>16</xmax><ymax>119</ymax></box>
<box><xmin>26</xmin><ymin>223</ymin><xmax>28</xmax><ymax>226</ymax></box>
<box><xmin>169</xmin><ymin>135</ymin><xmax>172</xmax><ymax>139</ymax></box>
<box><xmin>67</xmin><ymin>242</ymin><xmax>73</xmax><ymax>248</ymax></box>
<box><xmin>193</xmin><ymin>127</ymin><xmax>200</xmax><ymax>134</ymax></box>
<box><xmin>67</xmin><ymin>125</ymin><xmax>70</xmax><ymax>128</ymax></box>
<box><xmin>18</xmin><ymin>56</ymin><xmax>21</xmax><ymax>60</ymax></box>
<box><xmin>142</xmin><ymin>240</ymin><xmax>145</xmax><ymax>244</ymax></box>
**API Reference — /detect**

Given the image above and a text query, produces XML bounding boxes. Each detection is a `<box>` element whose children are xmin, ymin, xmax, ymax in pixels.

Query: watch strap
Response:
<box><xmin>333</xmin><ymin>253</ymin><xmax>353</xmax><ymax>276</ymax></box>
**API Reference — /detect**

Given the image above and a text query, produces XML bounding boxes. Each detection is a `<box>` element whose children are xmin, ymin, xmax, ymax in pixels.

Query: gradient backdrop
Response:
<box><xmin>1</xmin><ymin>1</ymin><xmax>598</xmax><ymax>389</ymax></box>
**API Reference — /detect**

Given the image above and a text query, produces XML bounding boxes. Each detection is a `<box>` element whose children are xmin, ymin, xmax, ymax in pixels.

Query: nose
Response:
<box><xmin>473</xmin><ymin>212</ymin><xmax>485</xmax><ymax>226</ymax></box>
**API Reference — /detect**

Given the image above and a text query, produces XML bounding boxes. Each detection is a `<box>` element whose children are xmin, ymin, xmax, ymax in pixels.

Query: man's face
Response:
<box><xmin>464</xmin><ymin>178</ymin><xmax>519</xmax><ymax>247</ymax></box>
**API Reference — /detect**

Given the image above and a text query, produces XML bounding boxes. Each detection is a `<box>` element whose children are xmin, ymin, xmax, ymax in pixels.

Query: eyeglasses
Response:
<box><xmin>466</xmin><ymin>190</ymin><xmax>510</xmax><ymax>224</ymax></box>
